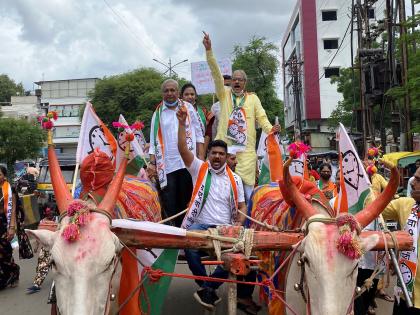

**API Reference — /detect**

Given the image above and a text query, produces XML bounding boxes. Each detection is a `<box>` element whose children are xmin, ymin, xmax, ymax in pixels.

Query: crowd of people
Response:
<box><xmin>1</xmin><ymin>31</ymin><xmax>420</xmax><ymax>315</ymax></box>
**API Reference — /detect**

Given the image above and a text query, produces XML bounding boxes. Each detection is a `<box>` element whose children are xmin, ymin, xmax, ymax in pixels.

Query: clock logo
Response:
<box><xmin>400</xmin><ymin>262</ymin><xmax>413</xmax><ymax>284</ymax></box>
<box><xmin>88</xmin><ymin>125</ymin><xmax>110</xmax><ymax>154</ymax></box>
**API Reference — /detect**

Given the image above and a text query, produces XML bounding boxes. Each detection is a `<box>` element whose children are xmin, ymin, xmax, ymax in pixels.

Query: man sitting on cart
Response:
<box><xmin>177</xmin><ymin>104</ymin><xmax>260</xmax><ymax>313</ymax></box>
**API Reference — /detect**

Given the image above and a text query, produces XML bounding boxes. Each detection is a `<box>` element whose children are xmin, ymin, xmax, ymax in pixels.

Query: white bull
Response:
<box><xmin>27</xmin><ymin>144</ymin><xmax>127</xmax><ymax>315</ymax></box>
<box><xmin>252</xmin><ymin>158</ymin><xmax>399</xmax><ymax>315</ymax></box>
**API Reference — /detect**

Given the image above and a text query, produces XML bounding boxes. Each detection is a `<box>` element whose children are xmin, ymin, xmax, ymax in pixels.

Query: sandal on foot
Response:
<box><xmin>375</xmin><ymin>291</ymin><xmax>394</xmax><ymax>302</ymax></box>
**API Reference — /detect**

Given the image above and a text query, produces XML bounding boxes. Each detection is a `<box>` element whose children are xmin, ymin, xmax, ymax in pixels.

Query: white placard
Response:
<box><xmin>191</xmin><ymin>58</ymin><xmax>232</xmax><ymax>95</ymax></box>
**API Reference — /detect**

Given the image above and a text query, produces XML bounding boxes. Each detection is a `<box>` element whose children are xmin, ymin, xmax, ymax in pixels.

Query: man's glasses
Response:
<box><xmin>232</xmin><ymin>78</ymin><xmax>245</xmax><ymax>82</ymax></box>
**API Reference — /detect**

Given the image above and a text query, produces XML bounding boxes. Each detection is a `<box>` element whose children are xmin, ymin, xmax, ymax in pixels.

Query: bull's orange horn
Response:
<box><xmin>48</xmin><ymin>138</ymin><xmax>73</xmax><ymax>214</ymax></box>
<box><xmin>355</xmin><ymin>159</ymin><xmax>399</xmax><ymax>229</ymax></box>
<box><xmin>279</xmin><ymin>157</ymin><xmax>318</xmax><ymax>219</ymax></box>
<box><xmin>97</xmin><ymin>156</ymin><xmax>128</xmax><ymax>216</ymax></box>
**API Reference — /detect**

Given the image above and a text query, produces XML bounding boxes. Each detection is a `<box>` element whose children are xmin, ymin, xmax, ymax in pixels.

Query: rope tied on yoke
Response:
<box><xmin>208</xmin><ymin>226</ymin><xmax>255</xmax><ymax>260</ymax></box>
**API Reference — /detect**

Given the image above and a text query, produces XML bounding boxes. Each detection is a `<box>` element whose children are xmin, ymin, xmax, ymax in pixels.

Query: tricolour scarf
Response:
<box><xmin>397</xmin><ymin>202</ymin><xmax>420</xmax><ymax>299</ymax></box>
<box><xmin>182</xmin><ymin>162</ymin><xmax>239</xmax><ymax>229</ymax></box>
<box><xmin>1</xmin><ymin>181</ymin><xmax>13</xmax><ymax>228</ymax></box>
<box><xmin>153</xmin><ymin>99</ymin><xmax>193</xmax><ymax>189</ymax></box>
<box><xmin>196</xmin><ymin>106</ymin><xmax>206</xmax><ymax>137</ymax></box>
<box><xmin>227</xmin><ymin>93</ymin><xmax>248</xmax><ymax>152</ymax></box>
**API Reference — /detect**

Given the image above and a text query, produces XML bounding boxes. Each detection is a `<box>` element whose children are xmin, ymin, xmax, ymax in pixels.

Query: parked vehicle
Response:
<box><xmin>36</xmin><ymin>155</ymin><xmax>76</xmax><ymax>209</ymax></box>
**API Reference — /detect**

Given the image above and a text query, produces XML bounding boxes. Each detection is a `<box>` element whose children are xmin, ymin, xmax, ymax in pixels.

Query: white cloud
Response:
<box><xmin>0</xmin><ymin>0</ymin><xmax>295</xmax><ymax>90</ymax></box>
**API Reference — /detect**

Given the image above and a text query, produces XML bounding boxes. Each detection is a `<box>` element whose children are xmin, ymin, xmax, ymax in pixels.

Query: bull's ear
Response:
<box><xmin>26</xmin><ymin>229</ymin><xmax>57</xmax><ymax>250</ymax></box>
<box><xmin>361</xmin><ymin>234</ymin><xmax>379</xmax><ymax>252</ymax></box>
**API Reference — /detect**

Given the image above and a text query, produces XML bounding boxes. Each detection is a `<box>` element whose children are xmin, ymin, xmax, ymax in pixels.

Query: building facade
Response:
<box><xmin>282</xmin><ymin>0</ymin><xmax>385</xmax><ymax>152</ymax></box>
<box><xmin>1</xmin><ymin>95</ymin><xmax>43</xmax><ymax>120</ymax></box>
<box><xmin>35</xmin><ymin>78</ymin><xmax>99</xmax><ymax>155</ymax></box>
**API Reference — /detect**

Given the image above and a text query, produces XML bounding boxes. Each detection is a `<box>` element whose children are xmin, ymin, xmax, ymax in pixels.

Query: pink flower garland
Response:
<box><xmin>38</xmin><ymin>111</ymin><xmax>58</xmax><ymax>130</ymax></box>
<box><xmin>287</xmin><ymin>142</ymin><xmax>311</xmax><ymax>159</ymax></box>
<box><xmin>62</xmin><ymin>200</ymin><xmax>92</xmax><ymax>242</ymax></box>
<box><xmin>336</xmin><ymin>214</ymin><xmax>363</xmax><ymax>260</ymax></box>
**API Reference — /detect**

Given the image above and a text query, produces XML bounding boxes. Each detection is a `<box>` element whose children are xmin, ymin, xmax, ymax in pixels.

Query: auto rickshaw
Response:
<box><xmin>36</xmin><ymin>155</ymin><xmax>76</xmax><ymax>215</ymax></box>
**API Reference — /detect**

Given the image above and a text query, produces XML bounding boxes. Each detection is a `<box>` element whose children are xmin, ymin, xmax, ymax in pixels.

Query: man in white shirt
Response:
<box><xmin>148</xmin><ymin>79</ymin><xmax>204</xmax><ymax>227</ymax></box>
<box><xmin>176</xmin><ymin>105</ymin><xmax>249</xmax><ymax>311</ymax></box>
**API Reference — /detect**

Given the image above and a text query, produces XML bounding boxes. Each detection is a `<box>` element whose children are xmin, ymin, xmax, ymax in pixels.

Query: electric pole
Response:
<box><xmin>152</xmin><ymin>58</ymin><xmax>189</xmax><ymax>77</ymax></box>
<box><xmin>356</xmin><ymin>0</ymin><xmax>369</xmax><ymax>153</ymax></box>
<box><xmin>285</xmin><ymin>57</ymin><xmax>304</xmax><ymax>141</ymax></box>
<box><xmin>398</xmin><ymin>0</ymin><xmax>413</xmax><ymax>151</ymax></box>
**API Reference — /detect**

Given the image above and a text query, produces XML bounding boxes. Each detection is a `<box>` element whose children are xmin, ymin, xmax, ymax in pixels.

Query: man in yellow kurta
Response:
<box><xmin>382</xmin><ymin>166</ymin><xmax>420</xmax><ymax>314</ymax></box>
<box><xmin>203</xmin><ymin>33</ymin><xmax>280</xmax><ymax>202</ymax></box>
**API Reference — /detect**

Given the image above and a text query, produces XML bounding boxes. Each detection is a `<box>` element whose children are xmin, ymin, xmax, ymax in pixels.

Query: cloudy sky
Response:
<box><xmin>0</xmin><ymin>0</ymin><xmax>296</xmax><ymax>91</ymax></box>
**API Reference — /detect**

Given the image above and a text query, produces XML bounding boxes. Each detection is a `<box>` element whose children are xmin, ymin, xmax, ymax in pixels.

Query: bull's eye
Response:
<box><xmin>101</xmin><ymin>256</ymin><xmax>116</xmax><ymax>273</ymax></box>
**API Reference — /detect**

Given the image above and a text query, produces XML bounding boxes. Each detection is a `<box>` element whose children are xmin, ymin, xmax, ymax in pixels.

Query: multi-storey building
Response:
<box><xmin>282</xmin><ymin>0</ymin><xmax>385</xmax><ymax>151</ymax></box>
<box><xmin>35</xmin><ymin>78</ymin><xmax>99</xmax><ymax>155</ymax></box>
<box><xmin>1</xmin><ymin>95</ymin><xmax>43</xmax><ymax>120</ymax></box>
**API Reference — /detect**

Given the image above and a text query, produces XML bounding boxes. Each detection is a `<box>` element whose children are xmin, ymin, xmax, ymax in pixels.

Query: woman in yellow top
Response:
<box><xmin>202</xmin><ymin>32</ymin><xmax>280</xmax><ymax>202</ymax></box>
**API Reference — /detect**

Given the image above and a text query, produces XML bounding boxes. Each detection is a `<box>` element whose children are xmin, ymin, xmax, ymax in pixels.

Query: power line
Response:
<box><xmin>103</xmin><ymin>0</ymin><xmax>160</xmax><ymax>59</ymax></box>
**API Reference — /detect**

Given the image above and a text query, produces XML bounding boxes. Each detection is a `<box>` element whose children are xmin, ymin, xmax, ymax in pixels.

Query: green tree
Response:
<box><xmin>328</xmin><ymin>68</ymin><xmax>360</xmax><ymax>130</ymax></box>
<box><xmin>232</xmin><ymin>37</ymin><xmax>284</xmax><ymax>127</ymax></box>
<box><xmin>0</xmin><ymin>74</ymin><xmax>24</xmax><ymax>103</ymax></box>
<box><xmin>0</xmin><ymin>118</ymin><xmax>46</xmax><ymax>177</ymax></box>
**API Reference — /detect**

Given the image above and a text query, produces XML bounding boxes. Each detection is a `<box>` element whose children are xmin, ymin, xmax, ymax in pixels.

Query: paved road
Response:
<box><xmin>0</xmin><ymin>248</ymin><xmax>394</xmax><ymax>315</ymax></box>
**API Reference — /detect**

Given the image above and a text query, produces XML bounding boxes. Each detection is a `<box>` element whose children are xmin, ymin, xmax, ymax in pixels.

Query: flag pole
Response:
<box><xmin>378</xmin><ymin>214</ymin><xmax>413</xmax><ymax>307</ymax></box>
<box><xmin>71</xmin><ymin>162</ymin><xmax>80</xmax><ymax>197</ymax></box>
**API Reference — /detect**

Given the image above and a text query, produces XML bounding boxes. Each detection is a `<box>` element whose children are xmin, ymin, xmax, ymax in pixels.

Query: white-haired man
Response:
<box><xmin>148</xmin><ymin>79</ymin><xmax>204</xmax><ymax>227</ymax></box>
<box><xmin>203</xmin><ymin>33</ymin><xmax>280</xmax><ymax>203</ymax></box>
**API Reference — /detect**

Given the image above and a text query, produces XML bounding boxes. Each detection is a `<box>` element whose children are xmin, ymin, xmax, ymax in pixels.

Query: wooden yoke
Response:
<box><xmin>112</xmin><ymin>227</ymin><xmax>412</xmax><ymax>251</ymax></box>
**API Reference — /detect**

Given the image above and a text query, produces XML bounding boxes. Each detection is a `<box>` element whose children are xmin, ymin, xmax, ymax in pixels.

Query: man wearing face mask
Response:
<box><xmin>176</xmin><ymin>105</ymin><xmax>261</xmax><ymax>312</ymax></box>
<box><xmin>317</xmin><ymin>163</ymin><xmax>335</xmax><ymax>199</ymax></box>
<box><xmin>382</xmin><ymin>167</ymin><xmax>420</xmax><ymax>314</ymax></box>
<box><xmin>148</xmin><ymin>79</ymin><xmax>204</xmax><ymax>227</ymax></box>
<box><xmin>203</xmin><ymin>32</ymin><xmax>281</xmax><ymax>203</ymax></box>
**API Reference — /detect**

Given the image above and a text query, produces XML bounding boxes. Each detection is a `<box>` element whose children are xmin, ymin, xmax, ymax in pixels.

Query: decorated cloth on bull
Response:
<box><xmin>247</xmin><ymin>178</ymin><xmax>332</xmax><ymax>314</ymax></box>
<box><xmin>115</xmin><ymin>176</ymin><xmax>161</xmax><ymax>222</ymax></box>
<box><xmin>181</xmin><ymin>160</ymin><xmax>240</xmax><ymax>229</ymax></box>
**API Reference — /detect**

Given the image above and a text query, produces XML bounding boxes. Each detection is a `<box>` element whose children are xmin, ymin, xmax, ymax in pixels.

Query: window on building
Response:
<box><xmin>324</xmin><ymin>67</ymin><xmax>340</xmax><ymax>78</ymax></box>
<box><xmin>323</xmin><ymin>39</ymin><xmax>339</xmax><ymax>49</ymax></box>
<box><xmin>368</xmin><ymin>8</ymin><xmax>375</xmax><ymax>19</ymax></box>
<box><xmin>322</xmin><ymin>10</ymin><xmax>337</xmax><ymax>21</ymax></box>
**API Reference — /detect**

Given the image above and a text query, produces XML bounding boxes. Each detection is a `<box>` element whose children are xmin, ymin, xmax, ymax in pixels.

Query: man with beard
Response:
<box><xmin>148</xmin><ymin>79</ymin><xmax>204</xmax><ymax>227</ymax></box>
<box><xmin>382</xmin><ymin>166</ymin><xmax>420</xmax><ymax>314</ymax></box>
<box><xmin>177</xmin><ymin>105</ymin><xmax>261</xmax><ymax>312</ymax></box>
<box><xmin>203</xmin><ymin>32</ymin><xmax>280</xmax><ymax>203</ymax></box>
